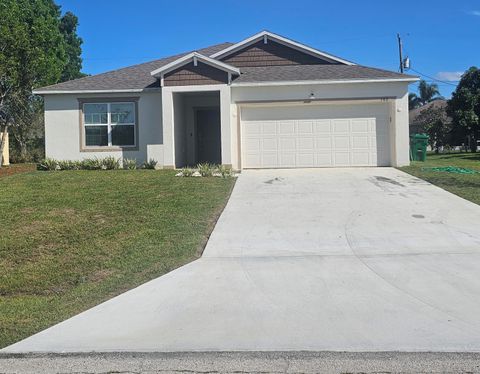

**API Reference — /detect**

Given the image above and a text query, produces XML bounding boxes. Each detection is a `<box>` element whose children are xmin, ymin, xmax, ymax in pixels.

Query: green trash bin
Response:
<box><xmin>410</xmin><ymin>133</ymin><xmax>429</xmax><ymax>161</ymax></box>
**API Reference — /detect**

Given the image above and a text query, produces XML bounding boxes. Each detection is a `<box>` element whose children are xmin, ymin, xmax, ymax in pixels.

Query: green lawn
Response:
<box><xmin>399</xmin><ymin>152</ymin><xmax>480</xmax><ymax>205</ymax></box>
<box><xmin>0</xmin><ymin>170</ymin><xmax>235</xmax><ymax>348</ymax></box>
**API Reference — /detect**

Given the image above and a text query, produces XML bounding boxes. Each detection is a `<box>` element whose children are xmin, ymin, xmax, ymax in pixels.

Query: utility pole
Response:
<box><xmin>397</xmin><ymin>33</ymin><xmax>404</xmax><ymax>73</ymax></box>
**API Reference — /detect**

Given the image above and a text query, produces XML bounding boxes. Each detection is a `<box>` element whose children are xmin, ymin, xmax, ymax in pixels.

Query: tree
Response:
<box><xmin>409</xmin><ymin>80</ymin><xmax>443</xmax><ymax>109</ymax></box>
<box><xmin>60</xmin><ymin>11</ymin><xmax>85</xmax><ymax>81</ymax></box>
<box><xmin>415</xmin><ymin>105</ymin><xmax>451</xmax><ymax>153</ymax></box>
<box><xmin>0</xmin><ymin>0</ymin><xmax>84</xmax><ymax>163</ymax></box>
<box><xmin>447</xmin><ymin>67</ymin><xmax>480</xmax><ymax>153</ymax></box>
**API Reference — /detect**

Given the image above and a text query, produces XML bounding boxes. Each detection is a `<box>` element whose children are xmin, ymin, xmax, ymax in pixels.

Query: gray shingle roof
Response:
<box><xmin>232</xmin><ymin>64</ymin><xmax>417</xmax><ymax>84</ymax></box>
<box><xmin>35</xmin><ymin>42</ymin><xmax>417</xmax><ymax>93</ymax></box>
<box><xmin>35</xmin><ymin>43</ymin><xmax>233</xmax><ymax>92</ymax></box>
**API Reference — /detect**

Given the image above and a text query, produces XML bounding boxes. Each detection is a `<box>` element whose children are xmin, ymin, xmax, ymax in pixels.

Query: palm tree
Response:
<box><xmin>409</xmin><ymin>80</ymin><xmax>443</xmax><ymax>109</ymax></box>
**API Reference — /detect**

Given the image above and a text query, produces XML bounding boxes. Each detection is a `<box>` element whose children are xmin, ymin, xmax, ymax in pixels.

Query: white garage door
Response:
<box><xmin>241</xmin><ymin>102</ymin><xmax>391</xmax><ymax>168</ymax></box>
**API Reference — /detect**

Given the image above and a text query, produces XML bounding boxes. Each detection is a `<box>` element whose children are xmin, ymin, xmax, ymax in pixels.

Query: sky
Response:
<box><xmin>56</xmin><ymin>0</ymin><xmax>480</xmax><ymax>98</ymax></box>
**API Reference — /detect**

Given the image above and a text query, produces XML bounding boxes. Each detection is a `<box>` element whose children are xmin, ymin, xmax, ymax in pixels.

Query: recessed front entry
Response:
<box><xmin>196</xmin><ymin>108</ymin><xmax>221</xmax><ymax>164</ymax></box>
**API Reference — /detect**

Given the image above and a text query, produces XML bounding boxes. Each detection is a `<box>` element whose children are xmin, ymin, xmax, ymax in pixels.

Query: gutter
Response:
<box><xmin>231</xmin><ymin>77</ymin><xmax>420</xmax><ymax>87</ymax></box>
<box><xmin>32</xmin><ymin>88</ymin><xmax>161</xmax><ymax>95</ymax></box>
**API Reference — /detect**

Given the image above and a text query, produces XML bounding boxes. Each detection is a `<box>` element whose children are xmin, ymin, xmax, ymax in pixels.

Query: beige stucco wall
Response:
<box><xmin>44</xmin><ymin>91</ymin><xmax>163</xmax><ymax>164</ymax></box>
<box><xmin>1</xmin><ymin>131</ymin><xmax>9</xmax><ymax>166</ymax></box>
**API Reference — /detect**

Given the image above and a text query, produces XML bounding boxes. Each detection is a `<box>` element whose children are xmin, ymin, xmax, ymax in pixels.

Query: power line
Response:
<box><xmin>408</xmin><ymin>68</ymin><xmax>459</xmax><ymax>87</ymax></box>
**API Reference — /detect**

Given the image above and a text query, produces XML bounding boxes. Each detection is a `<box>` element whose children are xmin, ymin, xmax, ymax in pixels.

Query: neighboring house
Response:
<box><xmin>409</xmin><ymin>99</ymin><xmax>449</xmax><ymax>135</ymax></box>
<box><xmin>34</xmin><ymin>31</ymin><xmax>418</xmax><ymax>169</ymax></box>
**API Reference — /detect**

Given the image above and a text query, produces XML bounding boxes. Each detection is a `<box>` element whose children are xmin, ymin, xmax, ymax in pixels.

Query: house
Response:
<box><xmin>409</xmin><ymin>99</ymin><xmax>449</xmax><ymax>135</ymax></box>
<box><xmin>33</xmin><ymin>31</ymin><xmax>418</xmax><ymax>169</ymax></box>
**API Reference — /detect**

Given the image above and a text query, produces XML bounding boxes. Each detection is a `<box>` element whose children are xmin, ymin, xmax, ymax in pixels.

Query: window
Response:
<box><xmin>83</xmin><ymin>102</ymin><xmax>136</xmax><ymax>148</ymax></box>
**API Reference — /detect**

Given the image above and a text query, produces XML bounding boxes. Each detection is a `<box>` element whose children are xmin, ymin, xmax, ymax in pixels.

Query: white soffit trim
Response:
<box><xmin>150</xmin><ymin>52</ymin><xmax>241</xmax><ymax>77</ymax></box>
<box><xmin>231</xmin><ymin>77</ymin><xmax>420</xmax><ymax>87</ymax></box>
<box><xmin>210</xmin><ymin>30</ymin><xmax>356</xmax><ymax>65</ymax></box>
<box><xmin>32</xmin><ymin>88</ymin><xmax>148</xmax><ymax>95</ymax></box>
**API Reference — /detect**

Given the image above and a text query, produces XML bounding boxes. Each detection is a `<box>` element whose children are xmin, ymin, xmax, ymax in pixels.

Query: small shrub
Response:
<box><xmin>217</xmin><ymin>164</ymin><xmax>234</xmax><ymax>178</ymax></box>
<box><xmin>123</xmin><ymin>158</ymin><xmax>137</xmax><ymax>170</ymax></box>
<box><xmin>80</xmin><ymin>157</ymin><xmax>103</xmax><ymax>170</ymax></box>
<box><xmin>57</xmin><ymin>160</ymin><xmax>81</xmax><ymax>170</ymax></box>
<box><xmin>197</xmin><ymin>163</ymin><xmax>215</xmax><ymax>177</ymax></box>
<box><xmin>37</xmin><ymin>158</ymin><xmax>58</xmax><ymax>171</ymax></box>
<box><xmin>142</xmin><ymin>159</ymin><xmax>158</xmax><ymax>169</ymax></box>
<box><xmin>181</xmin><ymin>167</ymin><xmax>195</xmax><ymax>177</ymax></box>
<box><xmin>101</xmin><ymin>156</ymin><xmax>120</xmax><ymax>170</ymax></box>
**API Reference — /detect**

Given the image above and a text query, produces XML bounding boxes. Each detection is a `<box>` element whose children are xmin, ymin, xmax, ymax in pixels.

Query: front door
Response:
<box><xmin>196</xmin><ymin>108</ymin><xmax>221</xmax><ymax>164</ymax></box>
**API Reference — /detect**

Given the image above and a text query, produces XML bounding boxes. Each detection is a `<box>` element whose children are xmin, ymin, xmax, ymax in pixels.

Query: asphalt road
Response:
<box><xmin>1</xmin><ymin>351</ymin><xmax>480</xmax><ymax>373</ymax></box>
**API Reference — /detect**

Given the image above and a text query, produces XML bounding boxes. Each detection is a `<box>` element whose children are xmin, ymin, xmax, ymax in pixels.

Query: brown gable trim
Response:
<box><xmin>221</xmin><ymin>40</ymin><xmax>333</xmax><ymax>68</ymax></box>
<box><xmin>163</xmin><ymin>61</ymin><xmax>229</xmax><ymax>86</ymax></box>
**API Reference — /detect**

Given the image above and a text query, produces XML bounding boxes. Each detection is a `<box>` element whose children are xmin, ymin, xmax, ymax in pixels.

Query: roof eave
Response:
<box><xmin>231</xmin><ymin>77</ymin><xmax>420</xmax><ymax>87</ymax></box>
<box><xmin>32</xmin><ymin>88</ymin><xmax>159</xmax><ymax>95</ymax></box>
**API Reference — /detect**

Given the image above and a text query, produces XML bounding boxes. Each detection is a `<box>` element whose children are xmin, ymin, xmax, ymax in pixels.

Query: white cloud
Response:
<box><xmin>435</xmin><ymin>71</ymin><xmax>463</xmax><ymax>81</ymax></box>
<box><xmin>469</xmin><ymin>10</ymin><xmax>480</xmax><ymax>16</ymax></box>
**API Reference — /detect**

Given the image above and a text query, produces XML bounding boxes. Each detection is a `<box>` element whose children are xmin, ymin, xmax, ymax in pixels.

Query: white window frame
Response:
<box><xmin>83</xmin><ymin>102</ymin><xmax>136</xmax><ymax>148</ymax></box>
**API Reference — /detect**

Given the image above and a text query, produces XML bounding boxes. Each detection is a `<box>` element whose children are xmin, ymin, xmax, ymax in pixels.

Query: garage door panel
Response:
<box><xmin>279</xmin><ymin>153</ymin><xmax>296</xmax><ymax>167</ymax></box>
<box><xmin>333</xmin><ymin>119</ymin><xmax>350</xmax><ymax>133</ymax></box>
<box><xmin>278</xmin><ymin>122</ymin><xmax>295</xmax><ymax>135</ymax></box>
<box><xmin>241</xmin><ymin>103</ymin><xmax>390</xmax><ymax>168</ymax></box>
<box><xmin>297</xmin><ymin>137</ymin><xmax>315</xmax><ymax>150</ymax></box>
<box><xmin>315</xmin><ymin>120</ymin><xmax>332</xmax><ymax>133</ymax></box>
<box><xmin>297</xmin><ymin>152</ymin><xmax>315</xmax><ymax>167</ymax></box>
<box><xmin>351</xmin><ymin>119</ymin><xmax>370</xmax><ymax>133</ymax></box>
<box><xmin>315</xmin><ymin>136</ymin><xmax>332</xmax><ymax>149</ymax></box>
<box><xmin>352</xmin><ymin>135</ymin><xmax>369</xmax><ymax>149</ymax></box>
<box><xmin>334</xmin><ymin>152</ymin><xmax>350</xmax><ymax>166</ymax></box>
<box><xmin>244</xmin><ymin>137</ymin><xmax>261</xmax><ymax>151</ymax></box>
<box><xmin>352</xmin><ymin>152</ymin><xmax>370</xmax><ymax>165</ymax></box>
<box><xmin>280</xmin><ymin>137</ymin><xmax>296</xmax><ymax>151</ymax></box>
<box><xmin>262</xmin><ymin>122</ymin><xmax>277</xmax><ymax>135</ymax></box>
<box><xmin>297</xmin><ymin>121</ymin><xmax>314</xmax><ymax>134</ymax></box>
<box><xmin>243</xmin><ymin>122</ymin><xmax>262</xmax><ymax>135</ymax></box>
<box><xmin>262</xmin><ymin>138</ymin><xmax>278</xmax><ymax>151</ymax></box>
<box><xmin>316</xmin><ymin>153</ymin><xmax>333</xmax><ymax>166</ymax></box>
<box><xmin>333</xmin><ymin>136</ymin><xmax>350</xmax><ymax>149</ymax></box>
<box><xmin>262</xmin><ymin>152</ymin><xmax>278</xmax><ymax>167</ymax></box>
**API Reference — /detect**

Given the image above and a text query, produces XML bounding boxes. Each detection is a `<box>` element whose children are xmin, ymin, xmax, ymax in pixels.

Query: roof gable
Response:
<box><xmin>163</xmin><ymin>60</ymin><xmax>230</xmax><ymax>86</ymax></box>
<box><xmin>220</xmin><ymin>39</ymin><xmax>332</xmax><ymax>67</ymax></box>
<box><xmin>210</xmin><ymin>31</ymin><xmax>355</xmax><ymax>66</ymax></box>
<box><xmin>150</xmin><ymin>52</ymin><xmax>240</xmax><ymax>81</ymax></box>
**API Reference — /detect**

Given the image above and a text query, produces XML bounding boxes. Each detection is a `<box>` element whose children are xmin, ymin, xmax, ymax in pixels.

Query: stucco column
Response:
<box><xmin>220</xmin><ymin>86</ymin><xmax>232</xmax><ymax>166</ymax></box>
<box><xmin>161</xmin><ymin>88</ymin><xmax>175</xmax><ymax>168</ymax></box>
<box><xmin>393</xmin><ymin>93</ymin><xmax>410</xmax><ymax>166</ymax></box>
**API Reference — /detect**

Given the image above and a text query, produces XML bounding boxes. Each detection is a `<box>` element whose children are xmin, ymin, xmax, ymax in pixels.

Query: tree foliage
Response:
<box><xmin>409</xmin><ymin>80</ymin><xmax>442</xmax><ymax>109</ymax></box>
<box><xmin>447</xmin><ymin>67</ymin><xmax>480</xmax><ymax>152</ymax></box>
<box><xmin>59</xmin><ymin>11</ymin><xmax>85</xmax><ymax>81</ymax></box>
<box><xmin>0</xmin><ymin>0</ymin><xmax>84</xmax><ymax>162</ymax></box>
<box><xmin>415</xmin><ymin>105</ymin><xmax>451</xmax><ymax>153</ymax></box>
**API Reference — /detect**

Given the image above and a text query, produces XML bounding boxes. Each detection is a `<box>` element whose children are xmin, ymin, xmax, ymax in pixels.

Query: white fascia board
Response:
<box><xmin>150</xmin><ymin>52</ymin><xmax>240</xmax><ymax>77</ymax></box>
<box><xmin>231</xmin><ymin>77</ymin><xmax>420</xmax><ymax>87</ymax></box>
<box><xmin>210</xmin><ymin>30</ymin><xmax>356</xmax><ymax>65</ymax></box>
<box><xmin>32</xmin><ymin>88</ymin><xmax>150</xmax><ymax>95</ymax></box>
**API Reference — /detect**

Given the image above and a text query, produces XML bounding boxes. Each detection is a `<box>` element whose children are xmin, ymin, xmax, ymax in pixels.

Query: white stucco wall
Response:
<box><xmin>43</xmin><ymin>81</ymin><xmax>411</xmax><ymax>169</ymax></box>
<box><xmin>230</xmin><ymin>81</ymin><xmax>411</xmax><ymax>168</ymax></box>
<box><xmin>44</xmin><ymin>91</ymin><xmax>163</xmax><ymax>164</ymax></box>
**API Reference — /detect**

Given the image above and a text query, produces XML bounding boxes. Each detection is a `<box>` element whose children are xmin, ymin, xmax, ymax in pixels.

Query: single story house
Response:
<box><xmin>34</xmin><ymin>31</ymin><xmax>418</xmax><ymax>169</ymax></box>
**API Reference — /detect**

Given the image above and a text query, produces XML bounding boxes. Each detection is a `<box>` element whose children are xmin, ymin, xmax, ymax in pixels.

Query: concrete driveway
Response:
<box><xmin>3</xmin><ymin>168</ymin><xmax>480</xmax><ymax>353</ymax></box>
